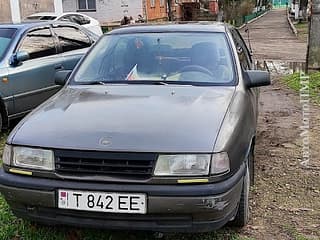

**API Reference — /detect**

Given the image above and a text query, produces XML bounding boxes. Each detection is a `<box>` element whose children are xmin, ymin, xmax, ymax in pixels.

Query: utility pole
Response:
<box><xmin>167</xmin><ymin>0</ymin><xmax>173</xmax><ymax>21</ymax></box>
<box><xmin>54</xmin><ymin>0</ymin><xmax>63</xmax><ymax>15</ymax></box>
<box><xmin>10</xmin><ymin>0</ymin><xmax>21</xmax><ymax>23</ymax></box>
<box><xmin>307</xmin><ymin>0</ymin><xmax>320</xmax><ymax>72</ymax></box>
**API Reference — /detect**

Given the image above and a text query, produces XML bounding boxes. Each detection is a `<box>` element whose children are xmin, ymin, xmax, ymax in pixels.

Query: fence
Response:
<box><xmin>230</xmin><ymin>9</ymin><xmax>269</xmax><ymax>27</ymax></box>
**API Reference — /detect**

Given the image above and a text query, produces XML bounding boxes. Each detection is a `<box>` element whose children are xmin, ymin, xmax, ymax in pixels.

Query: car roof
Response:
<box><xmin>109</xmin><ymin>22</ymin><xmax>231</xmax><ymax>35</ymax></box>
<box><xmin>27</xmin><ymin>12</ymin><xmax>90</xmax><ymax>18</ymax></box>
<box><xmin>28</xmin><ymin>12</ymin><xmax>58</xmax><ymax>17</ymax></box>
<box><xmin>0</xmin><ymin>21</ymin><xmax>81</xmax><ymax>31</ymax></box>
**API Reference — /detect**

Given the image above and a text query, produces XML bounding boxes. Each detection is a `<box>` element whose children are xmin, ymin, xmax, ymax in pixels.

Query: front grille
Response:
<box><xmin>54</xmin><ymin>150</ymin><xmax>157</xmax><ymax>179</ymax></box>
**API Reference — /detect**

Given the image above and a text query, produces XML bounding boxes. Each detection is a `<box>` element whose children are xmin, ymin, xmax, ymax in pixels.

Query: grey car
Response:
<box><xmin>0</xmin><ymin>23</ymin><xmax>270</xmax><ymax>232</ymax></box>
<box><xmin>0</xmin><ymin>21</ymin><xmax>98</xmax><ymax>130</ymax></box>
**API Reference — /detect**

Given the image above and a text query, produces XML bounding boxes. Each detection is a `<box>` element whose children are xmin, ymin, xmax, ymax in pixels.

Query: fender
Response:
<box><xmin>0</xmin><ymin>95</ymin><xmax>9</xmax><ymax>129</ymax></box>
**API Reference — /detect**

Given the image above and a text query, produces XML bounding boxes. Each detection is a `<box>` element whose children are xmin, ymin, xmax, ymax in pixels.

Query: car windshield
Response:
<box><xmin>73</xmin><ymin>32</ymin><xmax>235</xmax><ymax>86</ymax></box>
<box><xmin>0</xmin><ymin>28</ymin><xmax>16</xmax><ymax>61</ymax></box>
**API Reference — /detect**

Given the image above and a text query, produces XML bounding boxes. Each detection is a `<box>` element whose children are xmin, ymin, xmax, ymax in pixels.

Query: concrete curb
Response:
<box><xmin>238</xmin><ymin>10</ymin><xmax>270</xmax><ymax>29</ymax></box>
<box><xmin>286</xmin><ymin>10</ymin><xmax>298</xmax><ymax>37</ymax></box>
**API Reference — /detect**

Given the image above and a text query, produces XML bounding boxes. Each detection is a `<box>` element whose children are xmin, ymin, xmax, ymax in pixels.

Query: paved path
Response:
<box><xmin>240</xmin><ymin>9</ymin><xmax>307</xmax><ymax>62</ymax></box>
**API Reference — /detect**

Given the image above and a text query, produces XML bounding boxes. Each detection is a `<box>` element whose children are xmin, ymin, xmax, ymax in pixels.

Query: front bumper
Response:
<box><xmin>0</xmin><ymin>164</ymin><xmax>245</xmax><ymax>232</ymax></box>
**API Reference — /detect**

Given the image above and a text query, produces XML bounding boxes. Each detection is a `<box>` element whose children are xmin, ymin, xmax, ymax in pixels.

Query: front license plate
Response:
<box><xmin>58</xmin><ymin>190</ymin><xmax>147</xmax><ymax>214</ymax></box>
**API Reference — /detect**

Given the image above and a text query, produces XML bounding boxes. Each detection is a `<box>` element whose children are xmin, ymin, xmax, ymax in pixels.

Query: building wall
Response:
<box><xmin>63</xmin><ymin>0</ymin><xmax>143</xmax><ymax>24</ymax></box>
<box><xmin>0</xmin><ymin>0</ymin><xmax>54</xmax><ymax>23</ymax></box>
<box><xmin>0</xmin><ymin>0</ymin><xmax>12</xmax><ymax>23</ymax></box>
<box><xmin>19</xmin><ymin>0</ymin><xmax>54</xmax><ymax>19</ymax></box>
<box><xmin>146</xmin><ymin>0</ymin><xmax>167</xmax><ymax>21</ymax></box>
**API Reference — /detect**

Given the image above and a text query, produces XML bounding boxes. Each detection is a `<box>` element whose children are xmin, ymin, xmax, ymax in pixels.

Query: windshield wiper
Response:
<box><xmin>77</xmin><ymin>81</ymin><xmax>108</xmax><ymax>85</ymax></box>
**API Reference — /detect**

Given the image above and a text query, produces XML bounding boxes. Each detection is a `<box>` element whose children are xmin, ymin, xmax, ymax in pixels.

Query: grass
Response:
<box><xmin>294</xmin><ymin>21</ymin><xmax>308</xmax><ymax>42</ymax></box>
<box><xmin>282</xmin><ymin>71</ymin><xmax>320</xmax><ymax>104</ymax></box>
<box><xmin>282</xmin><ymin>225</ymin><xmax>313</xmax><ymax>240</ymax></box>
<box><xmin>0</xmin><ymin>132</ymin><xmax>251</xmax><ymax>239</ymax></box>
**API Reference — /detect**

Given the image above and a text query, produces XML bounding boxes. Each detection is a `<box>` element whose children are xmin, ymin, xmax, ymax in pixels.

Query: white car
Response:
<box><xmin>26</xmin><ymin>12</ymin><xmax>103</xmax><ymax>36</ymax></box>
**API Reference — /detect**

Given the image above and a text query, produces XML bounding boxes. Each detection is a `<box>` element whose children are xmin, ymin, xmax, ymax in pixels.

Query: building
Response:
<box><xmin>62</xmin><ymin>0</ymin><xmax>143</xmax><ymax>24</ymax></box>
<box><xmin>145</xmin><ymin>0</ymin><xmax>168</xmax><ymax>21</ymax></box>
<box><xmin>0</xmin><ymin>0</ymin><xmax>54</xmax><ymax>23</ymax></box>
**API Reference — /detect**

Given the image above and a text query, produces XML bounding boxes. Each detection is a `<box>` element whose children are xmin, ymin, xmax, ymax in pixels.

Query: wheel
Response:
<box><xmin>179</xmin><ymin>65</ymin><xmax>213</xmax><ymax>77</ymax></box>
<box><xmin>0</xmin><ymin>111</ymin><xmax>2</xmax><ymax>131</ymax></box>
<box><xmin>248</xmin><ymin>145</ymin><xmax>255</xmax><ymax>186</ymax></box>
<box><xmin>232</xmin><ymin>164</ymin><xmax>250</xmax><ymax>227</ymax></box>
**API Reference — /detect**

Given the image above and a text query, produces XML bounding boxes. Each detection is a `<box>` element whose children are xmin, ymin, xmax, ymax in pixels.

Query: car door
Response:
<box><xmin>52</xmin><ymin>24</ymin><xmax>94</xmax><ymax>71</ymax></box>
<box><xmin>8</xmin><ymin>26</ymin><xmax>62</xmax><ymax>115</ymax></box>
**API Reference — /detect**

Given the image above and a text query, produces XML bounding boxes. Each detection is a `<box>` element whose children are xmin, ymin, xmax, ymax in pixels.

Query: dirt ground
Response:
<box><xmin>240</xmin><ymin>9</ymin><xmax>307</xmax><ymax>61</ymax></box>
<box><xmin>237</xmin><ymin>74</ymin><xmax>320</xmax><ymax>239</ymax></box>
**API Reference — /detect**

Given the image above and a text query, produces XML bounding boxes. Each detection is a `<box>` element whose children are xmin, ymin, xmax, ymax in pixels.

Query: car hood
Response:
<box><xmin>10</xmin><ymin>85</ymin><xmax>235</xmax><ymax>152</ymax></box>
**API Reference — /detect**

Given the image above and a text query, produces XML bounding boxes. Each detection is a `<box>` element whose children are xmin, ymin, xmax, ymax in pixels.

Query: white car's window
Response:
<box><xmin>74</xmin><ymin>32</ymin><xmax>235</xmax><ymax>85</ymax></box>
<box><xmin>19</xmin><ymin>28</ymin><xmax>57</xmax><ymax>60</ymax></box>
<box><xmin>59</xmin><ymin>15</ymin><xmax>91</xmax><ymax>25</ymax></box>
<box><xmin>26</xmin><ymin>16</ymin><xmax>56</xmax><ymax>20</ymax></box>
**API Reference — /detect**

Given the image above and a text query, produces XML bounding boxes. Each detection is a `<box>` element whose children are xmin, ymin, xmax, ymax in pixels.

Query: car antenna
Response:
<box><xmin>245</xmin><ymin>25</ymin><xmax>253</xmax><ymax>56</ymax></box>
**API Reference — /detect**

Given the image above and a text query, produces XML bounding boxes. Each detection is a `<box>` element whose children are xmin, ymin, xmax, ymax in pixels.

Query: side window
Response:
<box><xmin>53</xmin><ymin>26</ymin><xmax>92</xmax><ymax>52</ymax></box>
<box><xmin>58</xmin><ymin>15</ymin><xmax>72</xmax><ymax>22</ymax></box>
<box><xmin>69</xmin><ymin>15</ymin><xmax>90</xmax><ymax>25</ymax></box>
<box><xmin>19</xmin><ymin>28</ymin><xmax>57</xmax><ymax>60</ymax></box>
<box><xmin>231</xmin><ymin>29</ymin><xmax>251</xmax><ymax>70</ymax></box>
<box><xmin>78</xmin><ymin>15</ymin><xmax>91</xmax><ymax>25</ymax></box>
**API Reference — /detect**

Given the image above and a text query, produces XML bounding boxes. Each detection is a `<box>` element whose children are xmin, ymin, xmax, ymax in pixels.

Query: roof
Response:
<box><xmin>27</xmin><ymin>12</ymin><xmax>58</xmax><ymax>17</ymax></box>
<box><xmin>0</xmin><ymin>21</ymin><xmax>79</xmax><ymax>31</ymax></box>
<box><xmin>109</xmin><ymin>22</ymin><xmax>230</xmax><ymax>35</ymax></box>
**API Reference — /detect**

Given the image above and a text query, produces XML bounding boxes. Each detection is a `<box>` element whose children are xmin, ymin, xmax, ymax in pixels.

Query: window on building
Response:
<box><xmin>160</xmin><ymin>0</ymin><xmax>165</xmax><ymax>7</ymax></box>
<box><xmin>78</xmin><ymin>0</ymin><xmax>96</xmax><ymax>11</ymax></box>
<box><xmin>150</xmin><ymin>0</ymin><xmax>155</xmax><ymax>8</ymax></box>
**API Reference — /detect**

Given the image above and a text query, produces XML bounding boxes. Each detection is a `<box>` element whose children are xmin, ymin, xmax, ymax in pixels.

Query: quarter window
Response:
<box><xmin>59</xmin><ymin>14</ymin><xmax>90</xmax><ymax>25</ymax></box>
<box><xmin>53</xmin><ymin>26</ymin><xmax>92</xmax><ymax>53</ymax></box>
<box><xmin>78</xmin><ymin>0</ymin><xmax>96</xmax><ymax>11</ymax></box>
<box><xmin>19</xmin><ymin>28</ymin><xmax>56</xmax><ymax>60</ymax></box>
<box><xmin>231</xmin><ymin>29</ymin><xmax>252</xmax><ymax>70</ymax></box>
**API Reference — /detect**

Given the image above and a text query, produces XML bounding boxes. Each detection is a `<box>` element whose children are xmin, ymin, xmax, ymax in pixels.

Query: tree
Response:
<box><xmin>307</xmin><ymin>0</ymin><xmax>320</xmax><ymax>72</ymax></box>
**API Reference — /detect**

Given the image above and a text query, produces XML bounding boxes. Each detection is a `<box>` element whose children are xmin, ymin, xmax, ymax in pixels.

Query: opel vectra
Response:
<box><xmin>0</xmin><ymin>23</ymin><xmax>270</xmax><ymax>232</ymax></box>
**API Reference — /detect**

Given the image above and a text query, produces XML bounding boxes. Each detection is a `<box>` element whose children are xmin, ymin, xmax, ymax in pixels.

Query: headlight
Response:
<box><xmin>154</xmin><ymin>154</ymin><xmax>211</xmax><ymax>176</ymax></box>
<box><xmin>12</xmin><ymin>146</ymin><xmax>54</xmax><ymax>171</ymax></box>
<box><xmin>2</xmin><ymin>144</ymin><xmax>12</xmax><ymax>165</ymax></box>
<box><xmin>211</xmin><ymin>152</ymin><xmax>230</xmax><ymax>175</ymax></box>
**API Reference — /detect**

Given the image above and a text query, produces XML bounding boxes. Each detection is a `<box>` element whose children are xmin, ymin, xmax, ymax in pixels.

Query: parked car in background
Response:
<box><xmin>0</xmin><ymin>23</ymin><xmax>270</xmax><ymax>232</ymax></box>
<box><xmin>0</xmin><ymin>21</ymin><xmax>98</xmax><ymax>130</ymax></box>
<box><xmin>26</xmin><ymin>12</ymin><xmax>103</xmax><ymax>36</ymax></box>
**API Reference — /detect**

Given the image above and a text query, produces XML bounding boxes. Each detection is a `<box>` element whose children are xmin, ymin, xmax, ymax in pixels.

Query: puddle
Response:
<box><xmin>255</xmin><ymin>60</ymin><xmax>306</xmax><ymax>75</ymax></box>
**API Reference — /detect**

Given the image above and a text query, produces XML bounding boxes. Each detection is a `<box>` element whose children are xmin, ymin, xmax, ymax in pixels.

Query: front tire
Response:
<box><xmin>232</xmin><ymin>164</ymin><xmax>250</xmax><ymax>227</ymax></box>
<box><xmin>0</xmin><ymin>112</ymin><xmax>2</xmax><ymax>131</ymax></box>
<box><xmin>248</xmin><ymin>145</ymin><xmax>255</xmax><ymax>186</ymax></box>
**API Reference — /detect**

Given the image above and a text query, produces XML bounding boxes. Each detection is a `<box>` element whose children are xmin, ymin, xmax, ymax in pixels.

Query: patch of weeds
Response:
<box><xmin>282</xmin><ymin>72</ymin><xmax>320</xmax><ymax>104</ymax></box>
<box><xmin>282</xmin><ymin>224</ymin><xmax>311</xmax><ymax>240</ymax></box>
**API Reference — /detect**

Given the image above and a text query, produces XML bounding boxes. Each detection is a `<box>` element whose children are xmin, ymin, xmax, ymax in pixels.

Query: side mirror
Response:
<box><xmin>244</xmin><ymin>70</ymin><xmax>270</xmax><ymax>88</ymax></box>
<box><xmin>55</xmin><ymin>70</ymin><xmax>72</xmax><ymax>86</ymax></box>
<box><xmin>9</xmin><ymin>51</ymin><xmax>29</xmax><ymax>66</ymax></box>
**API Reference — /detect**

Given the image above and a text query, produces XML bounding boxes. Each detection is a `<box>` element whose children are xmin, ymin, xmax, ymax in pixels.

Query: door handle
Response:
<box><xmin>55</xmin><ymin>64</ymin><xmax>64</xmax><ymax>70</ymax></box>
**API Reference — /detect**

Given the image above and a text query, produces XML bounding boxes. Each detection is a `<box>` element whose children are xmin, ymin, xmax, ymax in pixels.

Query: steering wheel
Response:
<box><xmin>179</xmin><ymin>65</ymin><xmax>214</xmax><ymax>77</ymax></box>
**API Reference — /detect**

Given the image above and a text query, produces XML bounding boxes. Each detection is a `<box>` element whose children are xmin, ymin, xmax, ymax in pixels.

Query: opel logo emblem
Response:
<box><xmin>99</xmin><ymin>137</ymin><xmax>112</xmax><ymax>146</ymax></box>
